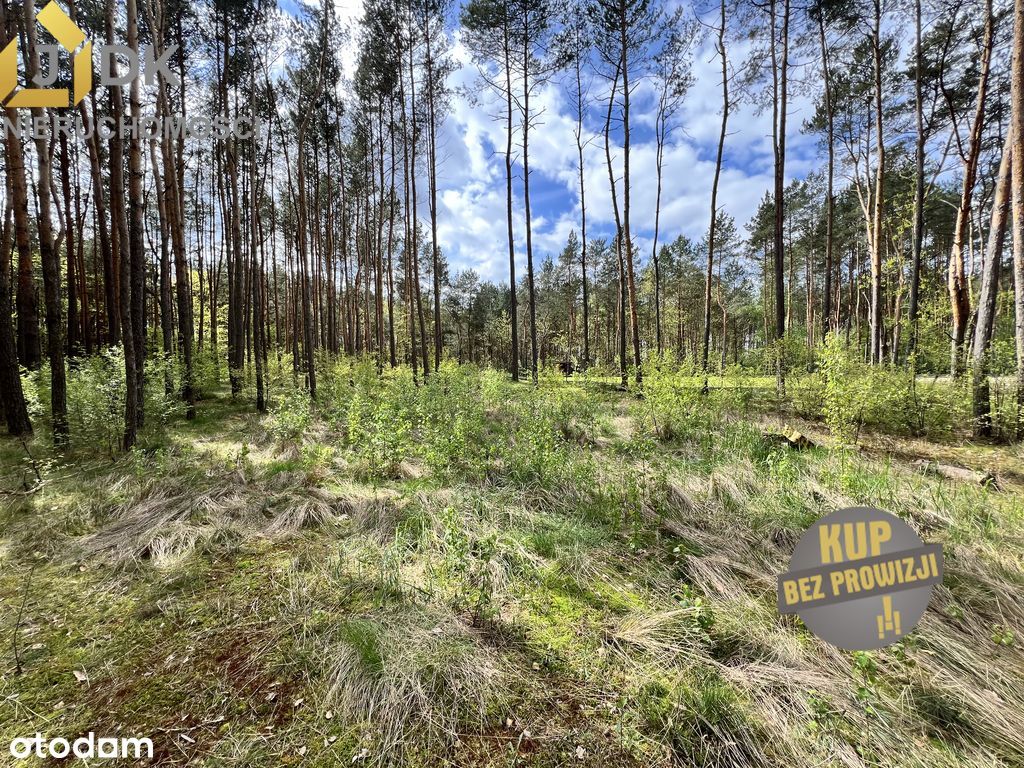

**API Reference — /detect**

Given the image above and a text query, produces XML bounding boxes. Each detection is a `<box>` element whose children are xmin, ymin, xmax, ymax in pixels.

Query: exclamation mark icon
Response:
<box><xmin>876</xmin><ymin>596</ymin><xmax>902</xmax><ymax>640</ymax></box>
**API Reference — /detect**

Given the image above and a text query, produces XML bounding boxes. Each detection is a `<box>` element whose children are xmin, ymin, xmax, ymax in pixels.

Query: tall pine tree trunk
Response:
<box><xmin>502</xmin><ymin>12</ymin><xmax>518</xmax><ymax>381</ymax></box>
<box><xmin>948</xmin><ymin>0</ymin><xmax>994</xmax><ymax>378</ymax></box>
<box><xmin>703</xmin><ymin>0</ymin><xmax>729</xmax><ymax>389</ymax></box>
<box><xmin>869</xmin><ymin>0</ymin><xmax>885</xmax><ymax>365</ymax></box>
<box><xmin>572</xmin><ymin>20</ymin><xmax>589</xmax><ymax>368</ymax></box>
<box><xmin>426</xmin><ymin>13</ymin><xmax>442</xmax><ymax>371</ymax></box>
<box><xmin>0</xmin><ymin>0</ymin><xmax>30</xmax><ymax>435</ymax></box>
<box><xmin>819</xmin><ymin>9</ymin><xmax>835</xmax><ymax>341</ymax></box>
<box><xmin>24</xmin><ymin>0</ymin><xmax>68</xmax><ymax>444</ymax></box>
<box><xmin>59</xmin><ymin>132</ymin><xmax>79</xmax><ymax>357</ymax></box>
<box><xmin>618</xmin><ymin>0</ymin><xmax>641</xmax><ymax>385</ymax></box>
<box><xmin>523</xmin><ymin>18</ymin><xmax>538</xmax><ymax>383</ymax></box>
<box><xmin>127</xmin><ymin>0</ymin><xmax>147</xmax><ymax>434</ymax></box>
<box><xmin>1011</xmin><ymin>0</ymin><xmax>1024</xmax><ymax>438</ymax></box>
<box><xmin>771</xmin><ymin>0</ymin><xmax>790</xmax><ymax>391</ymax></box>
<box><xmin>908</xmin><ymin>0</ymin><xmax>925</xmax><ymax>359</ymax></box>
<box><xmin>971</xmin><ymin>130</ymin><xmax>1011</xmax><ymax>436</ymax></box>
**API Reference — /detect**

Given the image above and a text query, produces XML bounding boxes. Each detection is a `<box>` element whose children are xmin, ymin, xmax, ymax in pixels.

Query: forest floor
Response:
<box><xmin>1</xmin><ymin>366</ymin><xmax>1023</xmax><ymax>767</ymax></box>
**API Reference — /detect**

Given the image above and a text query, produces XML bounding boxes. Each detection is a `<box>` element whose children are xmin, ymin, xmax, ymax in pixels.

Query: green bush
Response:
<box><xmin>192</xmin><ymin>346</ymin><xmax>222</xmax><ymax>398</ymax></box>
<box><xmin>269</xmin><ymin>383</ymin><xmax>313</xmax><ymax>442</ymax></box>
<box><xmin>345</xmin><ymin>367</ymin><xmax>417</xmax><ymax>480</ymax></box>
<box><xmin>537</xmin><ymin>369</ymin><xmax>600</xmax><ymax>443</ymax></box>
<box><xmin>789</xmin><ymin>373</ymin><xmax>824</xmax><ymax>420</ymax></box>
<box><xmin>819</xmin><ymin>335</ymin><xmax>875</xmax><ymax>444</ymax></box>
<box><xmin>66</xmin><ymin>350</ymin><xmax>125</xmax><ymax>455</ymax></box>
<box><xmin>819</xmin><ymin>335</ymin><xmax>966</xmax><ymax>442</ymax></box>
<box><xmin>22</xmin><ymin>348</ymin><xmax>183</xmax><ymax>455</ymax></box>
<box><xmin>141</xmin><ymin>354</ymin><xmax>183</xmax><ymax>444</ymax></box>
<box><xmin>641</xmin><ymin>357</ymin><xmax>713</xmax><ymax>442</ymax></box>
<box><xmin>20</xmin><ymin>366</ymin><xmax>44</xmax><ymax>423</ymax></box>
<box><xmin>418</xmin><ymin>363</ymin><xmax>489</xmax><ymax>481</ymax></box>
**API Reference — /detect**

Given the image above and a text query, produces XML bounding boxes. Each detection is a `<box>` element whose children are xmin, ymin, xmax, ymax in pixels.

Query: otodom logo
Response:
<box><xmin>9</xmin><ymin>732</ymin><xmax>153</xmax><ymax>761</ymax></box>
<box><xmin>0</xmin><ymin>1</ymin><xmax>92</xmax><ymax>107</ymax></box>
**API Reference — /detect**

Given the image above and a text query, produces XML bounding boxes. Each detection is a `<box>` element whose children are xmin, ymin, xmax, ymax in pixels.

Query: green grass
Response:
<box><xmin>2</xmin><ymin>361</ymin><xmax>1023</xmax><ymax>766</ymax></box>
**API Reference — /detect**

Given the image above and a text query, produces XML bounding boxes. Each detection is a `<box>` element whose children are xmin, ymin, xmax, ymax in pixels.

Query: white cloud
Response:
<box><xmin>329</xmin><ymin>3</ymin><xmax>823</xmax><ymax>285</ymax></box>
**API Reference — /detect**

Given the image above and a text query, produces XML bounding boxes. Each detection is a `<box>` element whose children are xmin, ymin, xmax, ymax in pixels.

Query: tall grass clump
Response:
<box><xmin>327</xmin><ymin>609</ymin><xmax>504</xmax><ymax>763</ymax></box>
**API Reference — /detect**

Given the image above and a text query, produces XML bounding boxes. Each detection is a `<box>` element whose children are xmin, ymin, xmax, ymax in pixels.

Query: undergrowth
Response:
<box><xmin>1</xmin><ymin>359</ymin><xmax>1022</xmax><ymax>767</ymax></box>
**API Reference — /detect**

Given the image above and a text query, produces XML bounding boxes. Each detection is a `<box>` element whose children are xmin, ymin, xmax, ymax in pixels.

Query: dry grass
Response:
<box><xmin>639</xmin><ymin>439</ymin><xmax>1024</xmax><ymax>768</ymax></box>
<box><xmin>3</xmin><ymin>377</ymin><xmax>1024</xmax><ymax>767</ymax></box>
<box><xmin>326</xmin><ymin>608</ymin><xmax>504</xmax><ymax>764</ymax></box>
<box><xmin>68</xmin><ymin>447</ymin><xmax>402</xmax><ymax>567</ymax></box>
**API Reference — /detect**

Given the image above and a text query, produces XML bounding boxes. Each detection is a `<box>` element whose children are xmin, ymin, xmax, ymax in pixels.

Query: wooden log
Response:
<box><xmin>911</xmin><ymin>459</ymin><xmax>1000</xmax><ymax>490</ymax></box>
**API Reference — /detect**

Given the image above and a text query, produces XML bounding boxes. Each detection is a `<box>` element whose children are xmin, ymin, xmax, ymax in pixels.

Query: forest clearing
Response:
<box><xmin>3</xmin><ymin>0</ymin><xmax>1024</xmax><ymax>765</ymax></box>
<box><xmin>1</xmin><ymin>360</ymin><xmax>1024</xmax><ymax>767</ymax></box>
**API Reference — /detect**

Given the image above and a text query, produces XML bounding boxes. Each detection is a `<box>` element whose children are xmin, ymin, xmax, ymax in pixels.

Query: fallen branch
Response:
<box><xmin>12</xmin><ymin>562</ymin><xmax>37</xmax><ymax>676</ymax></box>
<box><xmin>912</xmin><ymin>459</ymin><xmax>1000</xmax><ymax>490</ymax></box>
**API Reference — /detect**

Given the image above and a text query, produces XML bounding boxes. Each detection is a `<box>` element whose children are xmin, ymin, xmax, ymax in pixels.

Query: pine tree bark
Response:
<box><xmin>425</xmin><ymin>11</ymin><xmax>442</xmax><ymax>371</ymax></box>
<box><xmin>155</xmin><ymin>0</ymin><xmax>196</xmax><ymax>419</ymax></box>
<box><xmin>127</xmin><ymin>0</ymin><xmax>147</xmax><ymax>434</ymax></box>
<box><xmin>502</xmin><ymin>11</ymin><xmax>519</xmax><ymax>381</ymax></box>
<box><xmin>703</xmin><ymin>0</ymin><xmax>728</xmax><ymax>389</ymax></box>
<box><xmin>397</xmin><ymin>33</ymin><xmax>418</xmax><ymax>380</ymax></box>
<box><xmin>971</xmin><ymin>129</ymin><xmax>1011</xmax><ymax>436</ymax></box>
<box><xmin>819</xmin><ymin>8</ymin><xmax>835</xmax><ymax>341</ymax></box>
<box><xmin>11</xmin><ymin>97</ymin><xmax>40</xmax><ymax>372</ymax></box>
<box><xmin>0</xmin><ymin>193</ymin><xmax>30</xmax><ymax>433</ymax></box>
<box><xmin>105</xmin><ymin>0</ymin><xmax>138</xmax><ymax>448</ymax></box>
<box><xmin>223</xmin><ymin>10</ymin><xmax>245</xmax><ymax>396</ymax></box>
<box><xmin>150</xmin><ymin>137</ymin><xmax>174</xmax><ymax>396</ymax></box>
<box><xmin>908</xmin><ymin>0</ymin><xmax>925</xmax><ymax>359</ymax></box>
<box><xmin>603</xmin><ymin>61</ymin><xmax>626</xmax><ymax>388</ymax></box>
<box><xmin>949</xmin><ymin>0</ymin><xmax>994</xmax><ymax>378</ymax></box>
<box><xmin>0</xmin><ymin>1</ymin><xmax>30</xmax><ymax>434</ymax></box>
<box><xmin>23</xmin><ymin>0</ymin><xmax>68</xmax><ymax>444</ymax></box>
<box><xmin>294</xmin><ymin>18</ymin><xmax>328</xmax><ymax>398</ymax></box>
<box><xmin>652</xmin><ymin>87</ymin><xmax>666</xmax><ymax>355</ymax></box>
<box><xmin>522</xmin><ymin>14</ymin><xmax>539</xmax><ymax>384</ymax></box>
<box><xmin>386</xmin><ymin>94</ymin><xmax>398</xmax><ymax>368</ymax></box>
<box><xmin>3</xmin><ymin>0</ymin><xmax>39</xmax><ymax>378</ymax></box>
<box><xmin>571</xmin><ymin>15</ymin><xmax>589</xmax><ymax>367</ymax></box>
<box><xmin>617</xmin><ymin>0</ymin><xmax>641</xmax><ymax>385</ymax></box>
<box><xmin>1011</xmin><ymin>0</ymin><xmax>1024</xmax><ymax>438</ymax></box>
<box><xmin>771</xmin><ymin>0</ymin><xmax>790</xmax><ymax>390</ymax></box>
<box><xmin>869</xmin><ymin>0</ymin><xmax>885</xmax><ymax>365</ymax></box>
<box><xmin>406</xmin><ymin>14</ymin><xmax>429</xmax><ymax>378</ymax></box>
<box><xmin>250</xmin><ymin>85</ymin><xmax>265</xmax><ymax>413</ymax></box>
<box><xmin>58</xmin><ymin>132</ymin><xmax>79</xmax><ymax>357</ymax></box>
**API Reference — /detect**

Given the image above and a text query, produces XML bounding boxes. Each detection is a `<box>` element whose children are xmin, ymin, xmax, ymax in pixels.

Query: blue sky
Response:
<box><xmin>321</xmin><ymin>0</ymin><xmax>823</xmax><ymax>285</ymax></box>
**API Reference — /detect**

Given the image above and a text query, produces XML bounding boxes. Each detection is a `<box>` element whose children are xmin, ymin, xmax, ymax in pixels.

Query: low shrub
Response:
<box><xmin>819</xmin><ymin>335</ymin><xmax>967</xmax><ymax>443</ymax></box>
<box><xmin>641</xmin><ymin>357</ymin><xmax>716</xmax><ymax>442</ymax></box>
